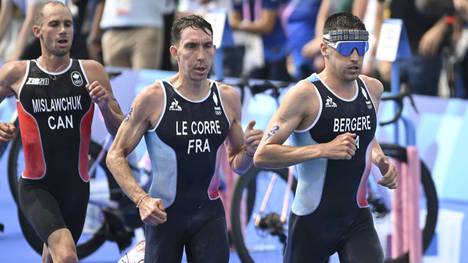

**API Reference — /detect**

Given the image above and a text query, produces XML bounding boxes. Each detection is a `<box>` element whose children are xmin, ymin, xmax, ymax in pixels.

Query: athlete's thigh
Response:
<box><xmin>337</xmin><ymin>210</ymin><xmax>384</xmax><ymax>263</ymax></box>
<box><xmin>185</xmin><ymin>216</ymin><xmax>229</xmax><ymax>263</ymax></box>
<box><xmin>18</xmin><ymin>179</ymin><xmax>66</xmax><ymax>243</ymax></box>
<box><xmin>60</xmin><ymin>182</ymin><xmax>90</xmax><ymax>242</ymax></box>
<box><xmin>284</xmin><ymin>213</ymin><xmax>335</xmax><ymax>263</ymax></box>
<box><xmin>144</xmin><ymin>221</ymin><xmax>184</xmax><ymax>263</ymax></box>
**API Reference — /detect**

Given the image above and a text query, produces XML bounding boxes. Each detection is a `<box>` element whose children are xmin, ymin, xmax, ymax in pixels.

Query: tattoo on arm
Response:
<box><xmin>124</xmin><ymin>107</ymin><xmax>133</xmax><ymax>122</ymax></box>
<box><xmin>265</xmin><ymin>124</ymin><xmax>280</xmax><ymax>141</ymax></box>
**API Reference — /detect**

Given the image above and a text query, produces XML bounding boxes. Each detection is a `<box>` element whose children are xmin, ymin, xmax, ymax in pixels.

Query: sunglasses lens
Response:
<box><xmin>335</xmin><ymin>42</ymin><xmax>369</xmax><ymax>56</ymax></box>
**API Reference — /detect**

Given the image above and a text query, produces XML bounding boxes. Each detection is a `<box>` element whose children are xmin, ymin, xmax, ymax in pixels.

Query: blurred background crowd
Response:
<box><xmin>0</xmin><ymin>0</ymin><xmax>467</xmax><ymax>98</ymax></box>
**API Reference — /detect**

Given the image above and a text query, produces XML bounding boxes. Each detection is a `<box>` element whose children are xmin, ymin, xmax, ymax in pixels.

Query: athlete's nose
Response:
<box><xmin>196</xmin><ymin>47</ymin><xmax>205</xmax><ymax>62</ymax></box>
<box><xmin>349</xmin><ymin>49</ymin><xmax>360</xmax><ymax>62</ymax></box>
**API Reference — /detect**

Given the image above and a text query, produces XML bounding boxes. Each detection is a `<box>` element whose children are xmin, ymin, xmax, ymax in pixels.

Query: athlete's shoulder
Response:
<box><xmin>130</xmin><ymin>81</ymin><xmax>165</xmax><ymax>125</ymax></box>
<box><xmin>0</xmin><ymin>60</ymin><xmax>28</xmax><ymax>81</ymax></box>
<box><xmin>79</xmin><ymin>59</ymin><xmax>105</xmax><ymax>73</ymax></box>
<box><xmin>359</xmin><ymin>75</ymin><xmax>384</xmax><ymax>97</ymax></box>
<box><xmin>0</xmin><ymin>60</ymin><xmax>28</xmax><ymax>92</ymax></box>
<box><xmin>78</xmin><ymin>60</ymin><xmax>111</xmax><ymax>87</ymax></box>
<box><xmin>135</xmin><ymin>80</ymin><xmax>165</xmax><ymax>107</ymax></box>
<box><xmin>286</xmin><ymin>78</ymin><xmax>319</xmax><ymax>102</ymax></box>
<box><xmin>216</xmin><ymin>81</ymin><xmax>241</xmax><ymax>106</ymax></box>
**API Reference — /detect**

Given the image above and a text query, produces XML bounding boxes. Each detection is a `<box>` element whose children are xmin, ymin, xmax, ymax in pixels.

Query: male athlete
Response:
<box><xmin>0</xmin><ymin>1</ymin><xmax>123</xmax><ymax>262</ymax></box>
<box><xmin>106</xmin><ymin>15</ymin><xmax>263</xmax><ymax>263</ymax></box>
<box><xmin>254</xmin><ymin>12</ymin><xmax>399</xmax><ymax>263</ymax></box>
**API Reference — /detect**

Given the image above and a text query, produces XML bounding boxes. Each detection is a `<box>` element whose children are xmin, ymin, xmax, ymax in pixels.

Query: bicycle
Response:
<box><xmin>0</xmin><ymin>108</ymin><xmax>17</xmax><ymax>235</ymax></box>
<box><xmin>229</xmin><ymin>81</ymin><xmax>438</xmax><ymax>263</ymax></box>
<box><xmin>229</xmin><ymin>79</ymin><xmax>298</xmax><ymax>263</ymax></box>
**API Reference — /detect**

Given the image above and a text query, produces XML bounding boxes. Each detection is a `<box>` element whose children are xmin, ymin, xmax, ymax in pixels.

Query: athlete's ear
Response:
<box><xmin>169</xmin><ymin>45</ymin><xmax>178</xmax><ymax>60</ymax></box>
<box><xmin>320</xmin><ymin>42</ymin><xmax>329</xmax><ymax>58</ymax></box>
<box><xmin>32</xmin><ymin>25</ymin><xmax>41</xmax><ymax>39</ymax></box>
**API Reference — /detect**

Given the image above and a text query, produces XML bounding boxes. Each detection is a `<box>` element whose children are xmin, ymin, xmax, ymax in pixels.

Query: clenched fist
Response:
<box><xmin>139</xmin><ymin>196</ymin><xmax>167</xmax><ymax>226</ymax></box>
<box><xmin>0</xmin><ymin>123</ymin><xmax>16</xmax><ymax>143</ymax></box>
<box><xmin>322</xmin><ymin>132</ymin><xmax>357</xmax><ymax>160</ymax></box>
<box><xmin>244</xmin><ymin>120</ymin><xmax>263</xmax><ymax>157</ymax></box>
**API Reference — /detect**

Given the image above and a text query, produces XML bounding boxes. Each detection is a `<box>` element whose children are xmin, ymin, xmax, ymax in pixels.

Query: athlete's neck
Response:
<box><xmin>318</xmin><ymin>70</ymin><xmax>357</xmax><ymax>99</ymax></box>
<box><xmin>37</xmin><ymin>55</ymin><xmax>71</xmax><ymax>73</ymax></box>
<box><xmin>169</xmin><ymin>73</ymin><xmax>211</xmax><ymax>100</ymax></box>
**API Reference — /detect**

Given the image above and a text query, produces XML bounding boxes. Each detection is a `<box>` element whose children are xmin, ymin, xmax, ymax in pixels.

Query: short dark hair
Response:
<box><xmin>33</xmin><ymin>0</ymin><xmax>70</xmax><ymax>26</ymax></box>
<box><xmin>171</xmin><ymin>15</ymin><xmax>213</xmax><ymax>45</ymax></box>
<box><xmin>323</xmin><ymin>12</ymin><xmax>366</xmax><ymax>34</ymax></box>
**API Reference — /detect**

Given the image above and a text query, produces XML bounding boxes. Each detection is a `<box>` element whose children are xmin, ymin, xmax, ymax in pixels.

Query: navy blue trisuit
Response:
<box><xmin>285</xmin><ymin>73</ymin><xmax>384</xmax><ymax>263</ymax></box>
<box><xmin>143</xmin><ymin>80</ymin><xmax>230</xmax><ymax>263</ymax></box>
<box><xmin>17</xmin><ymin>59</ymin><xmax>94</xmax><ymax>243</ymax></box>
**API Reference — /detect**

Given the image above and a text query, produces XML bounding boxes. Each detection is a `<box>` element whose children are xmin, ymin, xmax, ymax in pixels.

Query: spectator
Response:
<box><xmin>229</xmin><ymin>0</ymin><xmax>290</xmax><ymax>81</ymax></box>
<box><xmin>0</xmin><ymin>0</ymin><xmax>89</xmax><ymax>61</ymax></box>
<box><xmin>379</xmin><ymin>0</ymin><xmax>448</xmax><ymax>96</ymax></box>
<box><xmin>283</xmin><ymin>0</ymin><xmax>322</xmax><ymax>80</ymax></box>
<box><xmin>93</xmin><ymin>0</ymin><xmax>164</xmax><ymax>69</ymax></box>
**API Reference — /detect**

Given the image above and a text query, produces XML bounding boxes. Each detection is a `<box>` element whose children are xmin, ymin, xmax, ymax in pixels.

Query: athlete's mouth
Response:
<box><xmin>347</xmin><ymin>65</ymin><xmax>360</xmax><ymax>71</ymax></box>
<box><xmin>194</xmin><ymin>66</ymin><xmax>207</xmax><ymax>72</ymax></box>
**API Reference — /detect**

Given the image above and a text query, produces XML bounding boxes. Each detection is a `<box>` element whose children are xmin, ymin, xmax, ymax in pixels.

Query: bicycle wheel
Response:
<box><xmin>9</xmin><ymin>139</ymin><xmax>108</xmax><ymax>259</ymax></box>
<box><xmin>380</xmin><ymin>143</ymin><xmax>438</xmax><ymax>263</ymax></box>
<box><xmin>7</xmin><ymin>135</ymin><xmax>22</xmax><ymax>203</ymax></box>
<box><xmin>231</xmin><ymin>167</ymin><xmax>296</xmax><ymax>263</ymax></box>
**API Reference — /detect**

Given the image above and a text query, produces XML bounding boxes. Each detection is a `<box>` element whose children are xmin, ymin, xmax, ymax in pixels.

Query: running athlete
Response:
<box><xmin>0</xmin><ymin>1</ymin><xmax>124</xmax><ymax>262</ymax></box>
<box><xmin>106</xmin><ymin>15</ymin><xmax>263</xmax><ymax>263</ymax></box>
<box><xmin>254</xmin><ymin>12</ymin><xmax>399</xmax><ymax>263</ymax></box>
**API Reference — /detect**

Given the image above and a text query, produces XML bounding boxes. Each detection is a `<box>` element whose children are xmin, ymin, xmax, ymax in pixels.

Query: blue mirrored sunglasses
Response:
<box><xmin>326</xmin><ymin>41</ymin><xmax>369</xmax><ymax>57</ymax></box>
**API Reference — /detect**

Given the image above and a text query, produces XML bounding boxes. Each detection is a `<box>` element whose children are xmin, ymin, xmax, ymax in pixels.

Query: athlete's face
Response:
<box><xmin>321</xmin><ymin>41</ymin><xmax>364</xmax><ymax>82</ymax></box>
<box><xmin>33</xmin><ymin>4</ymin><xmax>74</xmax><ymax>57</ymax></box>
<box><xmin>171</xmin><ymin>27</ymin><xmax>215</xmax><ymax>81</ymax></box>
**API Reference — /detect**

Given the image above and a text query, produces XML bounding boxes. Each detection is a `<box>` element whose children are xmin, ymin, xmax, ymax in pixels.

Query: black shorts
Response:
<box><xmin>144</xmin><ymin>198</ymin><xmax>229</xmax><ymax>263</ymax></box>
<box><xmin>18</xmin><ymin>177</ymin><xmax>89</xmax><ymax>243</ymax></box>
<box><xmin>284</xmin><ymin>208</ymin><xmax>383</xmax><ymax>263</ymax></box>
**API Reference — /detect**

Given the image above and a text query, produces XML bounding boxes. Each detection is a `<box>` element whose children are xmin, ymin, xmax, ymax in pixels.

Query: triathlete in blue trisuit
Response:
<box><xmin>254</xmin><ymin>12</ymin><xmax>400</xmax><ymax>263</ymax></box>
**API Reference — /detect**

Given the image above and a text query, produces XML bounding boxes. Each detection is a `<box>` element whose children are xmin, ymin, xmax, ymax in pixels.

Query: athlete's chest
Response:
<box><xmin>311</xmin><ymin>90</ymin><xmax>377</xmax><ymax>144</ymax></box>
<box><xmin>159</xmin><ymin>100</ymin><xmax>228</xmax><ymax>155</ymax></box>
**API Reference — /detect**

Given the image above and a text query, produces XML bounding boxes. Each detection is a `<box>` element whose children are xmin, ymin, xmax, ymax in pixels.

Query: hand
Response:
<box><xmin>418</xmin><ymin>21</ymin><xmax>446</xmax><ymax>57</ymax></box>
<box><xmin>301</xmin><ymin>37</ymin><xmax>322</xmax><ymax>59</ymax></box>
<box><xmin>244</xmin><ymin>120</ymin><xmax>263</xmax><ymax>157</ymax></box>
<box><xmin>139</xmin><ymin>197</ymin><xmax>167</xmax><ymax>226</ymax></box>
<box><xmin>87</xmin><ymin>81</ymin><xmax>111</xmax><ymax>107</ymax></box>
<box><xmin>0</xmin><ymin>123</ymin><xmax>17</xmax><ymax>143</ymax></box>
<box><xmin>375</xmin><ymin>155</ymin><xmax>399</xmax><ymax>189</ymax></box>
<box><xmin>377</xmin><ymin>61</ymin><xmax>392</xmax><ymax>82</ymax></box>
<box><xmin>322</xmin><ymin>133</ymin><xmax>357</xmax><ymax>160</ymax></box>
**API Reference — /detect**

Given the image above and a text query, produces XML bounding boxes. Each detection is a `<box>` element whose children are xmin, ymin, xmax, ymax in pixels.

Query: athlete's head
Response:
<box><xmin>321</xmin><ymin>12</ymin><xmax>368</xmax><ymax>82</ymax></box>
<box><xmin>33</xmin><ymin>1</ymin><xmax>74</xmax><ymax>57</ymax></box>
<box><xmin>170</xmin><ymin>15</ymin><xmax>215</xmax><ymax>81</ymax></box>
<box><xmin>323</xmin><ymin>12</ymin><xmax>366</xmax><ymax>35</ymax></box>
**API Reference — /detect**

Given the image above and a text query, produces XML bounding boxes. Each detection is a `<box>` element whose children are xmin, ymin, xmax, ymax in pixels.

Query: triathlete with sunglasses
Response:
<box><xmin>254</xmin><ymin>12</ymin><xmax>399</xmax><ymax>263</ymax></box>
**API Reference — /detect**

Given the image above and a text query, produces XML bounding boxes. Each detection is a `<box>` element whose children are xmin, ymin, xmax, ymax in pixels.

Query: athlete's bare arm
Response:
<box><xmin>254</xmin><ymin>79</ymin><xmax>357</xmax><ymax>169</ymax></box>
<box><xmin>82</xmin><ymin>60</ymin><xmax>124</xmax><ymax>135</ymax></box>
<box><xmin>0</xmin><ymin>61</ymin><xmax>27</xmax><ymax>142</ymax></box>
<box><xmin>106</xmin><ymin>83</ymin><xmax>167</xmax><ymax>225</ymax></box>
<box><xmin>218</xmin><ymin>84</ymin><xmax>263</xmax><ymax>174</ymax></box>
<box><xmin>361</xmin><ymin>75</ymin><xmax>399</xmax><ymax>189</ymax></box>
<box><xmin>0</xmin><ymin>61</ymin><xmax>27</xmax><ymax>98</ymax></box>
